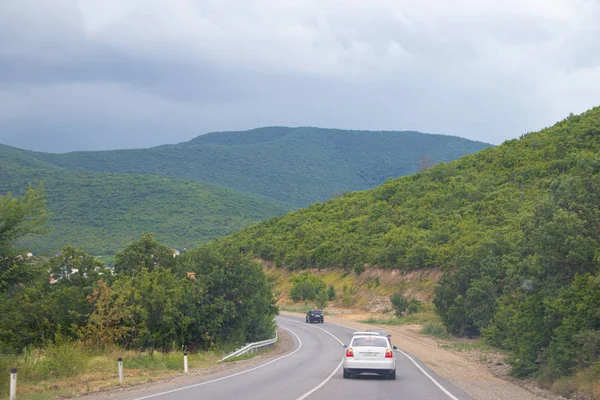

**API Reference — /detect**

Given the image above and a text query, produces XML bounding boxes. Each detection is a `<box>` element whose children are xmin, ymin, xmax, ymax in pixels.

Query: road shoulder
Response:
<box><xmin>79</xmin><ymin>328</ymin><xmax>295</xmax><ymax>400</ymax></box>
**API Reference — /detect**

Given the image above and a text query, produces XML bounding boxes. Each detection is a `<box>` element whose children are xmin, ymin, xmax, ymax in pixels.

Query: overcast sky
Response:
<box><xmin>1</xmin><ymin>0</ymin><xmax>599</xmax><ymax>152</ymax></box>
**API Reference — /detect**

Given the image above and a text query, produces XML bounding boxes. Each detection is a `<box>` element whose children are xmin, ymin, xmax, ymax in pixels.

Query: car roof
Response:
<box><xmin>350</xmin><ymin>335</ymin><xmax>391</xmax><ymax>347</ymax></box>
<box><xmin>352</xmin><ymin>331</ymin><xmax>382</xmax><ymax>336</ymax></box>
<box><xmin>366</xmin><ymin>329</ymin><xmax>389</xmax><ymax>334</ymax></box>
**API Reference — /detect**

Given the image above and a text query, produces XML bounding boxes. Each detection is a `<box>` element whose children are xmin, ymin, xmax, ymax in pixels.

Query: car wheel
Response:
<box><xmin>343</xmin><ymin>369</ymin><xmax>351</xmax><ymax>379</ymax></box>
<box><xmin>389</xmin><ymin>369</ymin><xmax>396</xmax><ymax>380</ymax></box>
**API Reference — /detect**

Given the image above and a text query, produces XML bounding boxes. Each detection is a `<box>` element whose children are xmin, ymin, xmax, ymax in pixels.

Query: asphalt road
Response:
<box><xmin>128</xmin><ymin>315</ymin><xmax>471</xmax><ymax>400</ymax></box>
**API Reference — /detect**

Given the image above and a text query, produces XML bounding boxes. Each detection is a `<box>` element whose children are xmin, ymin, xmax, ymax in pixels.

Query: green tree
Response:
<box><xmin>407</xmin><ymin>298</ymin><xmax>422</xmax><ymax>314</ymax></box>
<box><xmin>0</xmin><ymin>185</ymin><xmax>48</xmax><ymax>292</ymax></box>
<box><xmin>315</xmin><ymin>289</ymin><xmax>328</xmax><ymax>310</ymax></box>
<box><xmin>391</xmin><ymin>291</ymin><xmax>408</xmax><ymax>317</ymax></box>
<box><xmin>289</xmin><ymin>271</ymin><xmax>326</xmax><ymax>302</ymax></box>
<box><xmin>327</xmin><ymin>284</ymin><xmax>336</xmax><ymax>300</ymax></box>
<box><xmin>114</xmin><ymin>233</ymin><xmax>176</xmax><ymax>276</ymax></box>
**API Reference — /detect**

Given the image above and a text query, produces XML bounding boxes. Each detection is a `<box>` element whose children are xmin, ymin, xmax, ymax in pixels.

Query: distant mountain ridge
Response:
<box><xmin>27</xmin><ymin>126</ymin><xmax>492</xmax><ymax>207</ymax></box>
<box><xmin>0</xmin><ymin>143</ymin><xmax>287</xmax><ymax>255</ymax></box>
<box><xmin>1</xmin><ymin>126</ymin><xmax>490</xmax><ymax>255</ymax></box>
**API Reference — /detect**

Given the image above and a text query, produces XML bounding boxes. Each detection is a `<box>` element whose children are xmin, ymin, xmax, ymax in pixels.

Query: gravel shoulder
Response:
<box><xmin>306</xmin><ymin>312</ymin><xmax>566</xmax><ymax>400</ymax></box>
<box><xmin>79</xmin><ymin>328</ymin><xmax>295</xmax><ymax>400</ymax></box>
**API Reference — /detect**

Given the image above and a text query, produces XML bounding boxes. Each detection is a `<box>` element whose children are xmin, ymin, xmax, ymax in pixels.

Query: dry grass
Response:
<box><xmin>550</xmin><ymin>368</ymin><xmax>600</xmax><ymax>399</ymax></box>
<box><xmin>0</xmin><ymin>345</ymin><xmax>223</xmax><ymax>400</ymax></box>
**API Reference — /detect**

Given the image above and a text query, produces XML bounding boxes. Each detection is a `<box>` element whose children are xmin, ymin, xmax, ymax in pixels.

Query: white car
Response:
<box><xmin>343</xmin><ymin>333</ymin><xmax>397</xmax><ymax>379</ymax></box>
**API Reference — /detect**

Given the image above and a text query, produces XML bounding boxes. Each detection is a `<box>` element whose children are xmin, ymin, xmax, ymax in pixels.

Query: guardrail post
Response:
<box><xmin>10</xmin><ymin>368</ymin><xmax>17</xmax><ymax>400</ymax></box>
<box><xmin>184</xmin><ymin>348</ymin><xmax>189</xmax><ymax>373</ymax></box>
<box><xmin>118</xmin><ymin>358</ymin><xmax>124</xmax><ymax>384</ymax></box>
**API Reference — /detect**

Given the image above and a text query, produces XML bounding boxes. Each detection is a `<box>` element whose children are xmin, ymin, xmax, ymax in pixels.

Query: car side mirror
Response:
<box><xmin>392</xmin><ymin>346</ymin><xmax>398</xmax><ymax>350</ymax></box>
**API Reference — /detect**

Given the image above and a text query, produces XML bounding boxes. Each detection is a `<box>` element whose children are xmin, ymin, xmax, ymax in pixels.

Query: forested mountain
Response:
<box><xmin>212</xmin><ymin>108</ymin><xmax>600</xmax><ymax>381</ymax></box>
<box><xmin>27</xmin><ymin>127</ymin><xmax>491</xmax><ymax>207</ymax></box>
<box><xmin>0</xmin><ymin>144</ymin><xmax>286</xmax><ymax>255</ymax></box>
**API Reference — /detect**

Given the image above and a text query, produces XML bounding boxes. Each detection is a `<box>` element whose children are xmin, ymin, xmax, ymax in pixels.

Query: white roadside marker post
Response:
<box><xmin>118</xmin><ymin>358</ymin><xmax>124</xmax><ymax>385</ymax></box>
<box><xmin>10</xmin><ymin>368</ymin><xmax>17</xmax><ymax>400</ymax></box>
<box><xmin>184</xmin><ymin>348</ymin><xmax>189</xmax><ymax>374</ymax></box>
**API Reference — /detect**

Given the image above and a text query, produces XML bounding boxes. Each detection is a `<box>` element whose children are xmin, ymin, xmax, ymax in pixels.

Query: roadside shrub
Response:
<box><xmin>327</xmin><ymin>284</ymin><xmax>336</xmax><ymax>300</ymax></box>
<box><xmin>421</xmin><ymin>323</ymin><xmax>448</xmax><ymax>338</ymax></box>
<box><xmin>353</xmin><ymin>264</ymin><xmax>365</xmax><ymax>275</ymax></box>
<box><xmin>407</xmin><ymin>299</ymin><xmax>423</xmax><ymax>314</ymax></box>
<box><xmin>289</xmin><ymin>271</ymin><xmax>326</xmax><ymax>302</ymax></box>
<box><xmin>342</xmin><ymin>285</ymin><xmax>355</xmax><ymax>306</ymax></box>
<box><xmin>391</xmin><ymin>292</ymin><xmax>408</xmax><ymax>317</ymax></box>
<box><xmin>41</xmin><ymin>340</ymin><xmax>88</xmax><ymax>379</ymax></box>
<box><xmin>315</xmin><ymin>289</ymin><xmax>328</xmax><ymax>309</ymax></box>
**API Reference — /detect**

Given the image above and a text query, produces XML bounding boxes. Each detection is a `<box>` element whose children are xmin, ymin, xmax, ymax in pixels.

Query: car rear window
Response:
<box><xmin>352</xmin><ymin>337</ymin><xmax>388</xmax><ymax>347</ymax></box>
<box><xmin>310</xmin><ymin>310</ymin><xmax>322</xmax><ymax>314</ymax></box>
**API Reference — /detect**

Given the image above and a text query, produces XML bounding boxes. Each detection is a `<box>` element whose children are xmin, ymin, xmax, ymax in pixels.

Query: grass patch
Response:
<box><xmin>359</xmin><ymin>312</ymin><xmax>442</xmax><ymax>327</ymax></box>
<box><xmin>223</xmin><ymin>352</ymin><xmax>257</xmax><ymax>363</ymax></box>
<box><xmin>222</xmin><ymin>346</ymin><xmax>274</xmax><ymax>363</ymax></box>
<box><xmin>0</xmin><ymin>343</ymin><xmax>222</xmax><ymax>400</ymax></box>
<box><xmin>448</xmin><ymin>341</ymin><xmax>501</xmax><ymax>353</ymax></box>
<box><xmin>420</xmin><ymin>323</ymin><xmax>449</xmax><ymax>339</ymax></box>
<box><xmin>359</xmin><ymin>316</ymin><xmax>405</xmax><ymax>326</ymax></box>
<box><xmin>546</xmin><ymin>367</ymin><xmax>600</xmax><ymax>399</ymax></box>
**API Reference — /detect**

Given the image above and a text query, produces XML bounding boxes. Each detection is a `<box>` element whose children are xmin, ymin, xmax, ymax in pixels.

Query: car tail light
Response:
<box><xmin>346</xmin><ymin>348</ymin><xmax>354</xmax><ymax>357</ymax></box>
<box><xmin>385</xmin><ymin>349</ymin><xmax>393</xmax><ymax>358</ymax></box>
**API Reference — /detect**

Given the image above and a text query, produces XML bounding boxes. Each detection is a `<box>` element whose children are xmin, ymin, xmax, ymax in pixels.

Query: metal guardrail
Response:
<box><xmin>219</xmin><ymin>330</ymin><xmax>278</xmax><ymax>362</ymax></box>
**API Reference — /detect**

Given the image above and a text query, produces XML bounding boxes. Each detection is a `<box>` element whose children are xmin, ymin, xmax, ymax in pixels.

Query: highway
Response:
<box><xmin>125</xmin><ymin>315</ymin><xmax>471</xmax><ymax>400</ymax></box>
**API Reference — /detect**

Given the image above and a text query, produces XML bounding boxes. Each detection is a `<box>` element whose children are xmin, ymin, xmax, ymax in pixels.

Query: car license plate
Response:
<box><xmin>361</xmin><ymin>352</ymin><xmax>377</xmax><ymax>358</ymax></box>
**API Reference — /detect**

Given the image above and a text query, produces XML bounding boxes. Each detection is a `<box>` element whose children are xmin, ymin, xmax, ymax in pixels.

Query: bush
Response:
<box><xmin>342</xmin><ymin>285</ymin><xmax>355</xmax><ymax>306</ymax></box>
<box><xmin>391</xmin><ymin>292</ymin><xmax>408</xmax><ymax>317</ymax></box>
<box><xmin>289</xmin><ymin>272</ymin><xmax>326</xmax><ymax>302</ymax></box>
<box><xmin>327</xmin><ymin>284</ymin><xmax>336</xmax><ymax>300</ymax></box>
<box><xmin>421</xmin><ymin>323</ymin><xmax>448</xmax><ymax>338</ymax></box>
<box><xmin>315</xmin><ymin>289</ymin><xmax>328</xmax><ymax>309</ymax></box>
<box><xmin>407</xmin><ymin>299</ymin><xmax>423</xmax><ymax>314</ymax></box>
<box><xmin>40</xmin><ymin>340</ymin><xmax>88</xmax><ymax>379</ymax></box>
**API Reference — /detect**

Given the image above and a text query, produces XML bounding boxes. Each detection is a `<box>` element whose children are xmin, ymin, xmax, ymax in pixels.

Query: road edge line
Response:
<box><xmin>131</xmin><ymin>326</ymin><xmax>302</xmax><ymax>400</ymax></box>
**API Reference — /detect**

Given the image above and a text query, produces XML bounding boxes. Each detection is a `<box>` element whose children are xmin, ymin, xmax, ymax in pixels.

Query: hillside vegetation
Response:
<box><xmin>213</xmin><ymin>108</ymin><xmax>600</xmax><ymax>383</ymax></box>
<box><xmin>1</xmin><ymin>190</ymin><xmax>277</xmax><ymax>399</ymax></box>
<box><xmin>0</xmin><ymin>145</ymin><xmax>286</xmax><ymax>255</ymax></box>
<box><xmin>29</xmin><ymin>127</ymin><xmax>491</xmax><ymax>207</ymax></box>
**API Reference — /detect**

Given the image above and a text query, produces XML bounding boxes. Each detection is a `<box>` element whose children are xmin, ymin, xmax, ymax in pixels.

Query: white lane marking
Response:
<box><xmin>395</xmin><ymin>349</ymin><xmax>460</xmax><ymax>400</ymax></box>
<box><xmin>283</xmin><ymin>318</ymin><xmax>345</xmax><ymax>345</ymax></box>
<box><xmin>296</xmin><ymin>359</ymin><xmax>344</xmax><ymax>400</ymax></box>
<box><xmin>285</xmin><ymin>316</ymin><xmax>461</xmax><ymax>400</ymax></box>
<box><xmin>131</xmin><ymin>326</ymin><xmax>302</xmax><ymax>400</ymax></box>
<box><xmin>280</xmin><ymin>318</ymin><xmax>345</xmax><ymax>400</ymax></box>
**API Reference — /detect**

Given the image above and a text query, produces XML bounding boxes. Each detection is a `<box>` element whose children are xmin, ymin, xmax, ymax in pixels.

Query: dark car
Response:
<box><xmin>306</xmin><ymin>310</ymin><xmax>324</xmax><ymax>323</ymax></box>
<box><xmin>366</xmin><ymin>329</ymin><xmax>392</xmax><ymax>344</ymax></box>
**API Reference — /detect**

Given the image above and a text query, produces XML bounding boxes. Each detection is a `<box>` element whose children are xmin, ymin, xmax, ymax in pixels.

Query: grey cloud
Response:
<box><xmin>0</xmin><ymin>0</ymin><xmax>599</xmax><ymax>152</ymax></box>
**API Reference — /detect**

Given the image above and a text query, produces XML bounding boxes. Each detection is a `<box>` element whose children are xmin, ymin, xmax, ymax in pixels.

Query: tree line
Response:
<box><xmin>0</xmin><ymin>187</ymin><xmax>277</xmax><ymax>354</ymax></box>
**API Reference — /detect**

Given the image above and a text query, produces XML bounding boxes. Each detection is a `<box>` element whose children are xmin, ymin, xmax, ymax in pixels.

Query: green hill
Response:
<box><xmin>28</xmin><ymin>127</ymin><xmax>491</xmax><ymax>207</ymax></box>
<box><xmin>0</xmin><ymin>144</ymin><xmax>286</xmax><ymax>255</ymax></box>
<box><xmin>212</xmin><ymin>108</ymin><xmax>600</xmax><ymax>382</ymax></box>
